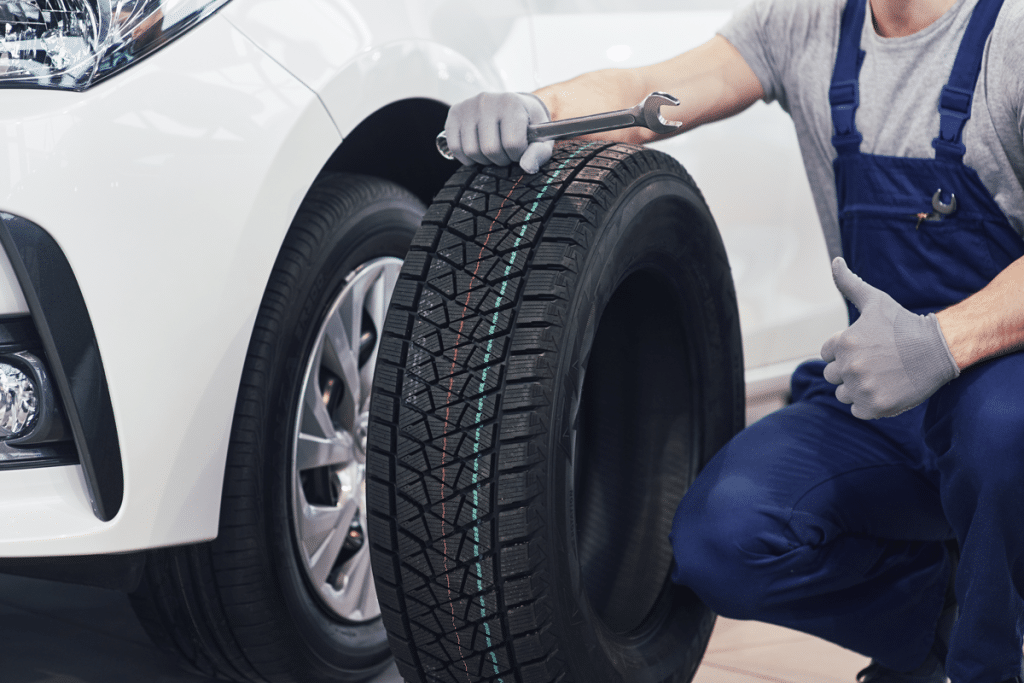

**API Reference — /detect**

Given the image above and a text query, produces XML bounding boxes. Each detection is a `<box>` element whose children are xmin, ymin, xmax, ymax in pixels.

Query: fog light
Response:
<box><xmin>0</xmin><ymin>362</ymin><xmax>37</xmax><ymax>438</ymax></box>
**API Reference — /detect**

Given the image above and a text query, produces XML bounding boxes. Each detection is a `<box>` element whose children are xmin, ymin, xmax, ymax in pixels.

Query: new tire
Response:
<box><xmin>130</xmin><ymin>174</ymin><xmax>424</xmax><ymax>682</ymax></box>
<box><xmin>367</xmin><ymin>142</ymin><xmax>745</xmax><ymax>683</ymax></box>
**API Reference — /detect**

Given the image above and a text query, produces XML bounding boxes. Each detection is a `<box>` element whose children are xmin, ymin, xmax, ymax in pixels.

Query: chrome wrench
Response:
<box><xmin>435</xmin><ymin>91</ymin><xmax>682</xmax><ymax>160</ymax></box>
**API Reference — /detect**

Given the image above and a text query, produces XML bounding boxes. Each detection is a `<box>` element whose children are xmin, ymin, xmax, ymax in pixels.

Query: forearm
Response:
<box><xmin>533</xmin><ymin>35</ymin><xmax>764</xmax><ymax>145</ymax></box>
<box><xmin>534</xmin><ymin>68</ymin><xmax>652</xmax><ymax>144</ymax></box>
<box><xmin>935</xmin><ymin>254</ymin><xmax>1024</xmax><ymax>370</ymax></box>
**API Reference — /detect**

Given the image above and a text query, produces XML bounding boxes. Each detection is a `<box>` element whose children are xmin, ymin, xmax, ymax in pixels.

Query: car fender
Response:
<box><xmin>220</xmin><ymin>0</ymin><xmax>539</xmax><ymax>130</ymax></box>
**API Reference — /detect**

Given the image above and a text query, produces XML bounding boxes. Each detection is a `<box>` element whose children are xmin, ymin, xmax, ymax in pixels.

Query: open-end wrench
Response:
<box><xmin>436</xmin><ymin>91</ymin><xmax>682</xmax><ymax>160</ymax></box>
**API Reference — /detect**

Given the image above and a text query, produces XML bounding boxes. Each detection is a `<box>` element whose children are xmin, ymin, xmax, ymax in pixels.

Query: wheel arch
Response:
<box><xmin>320</xmin><ymin>97</ymin><xmax>460</xmax><ymax>208</ymax></box>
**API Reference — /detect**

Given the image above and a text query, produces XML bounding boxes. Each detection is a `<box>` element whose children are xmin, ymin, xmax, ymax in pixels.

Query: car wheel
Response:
<box><xmin>129</xmin><ymin>173</ymin><xmax>424</xmax><ymax>683</ymax></box>
<box><xmin>366</xmin><ymin>141</ymin><xmax>745</xmax><ymax>683</ymax></box>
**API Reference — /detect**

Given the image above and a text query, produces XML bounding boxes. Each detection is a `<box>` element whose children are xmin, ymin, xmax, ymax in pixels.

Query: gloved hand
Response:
<box><xmin>821</xmin><ymin>257</ymin><xmax>960</xmax><ymax>419</ymax></box>
<box><xmin>444</xmin><ymin>92</ymin><xmax>554</xmax><ymax>173</ymax></box>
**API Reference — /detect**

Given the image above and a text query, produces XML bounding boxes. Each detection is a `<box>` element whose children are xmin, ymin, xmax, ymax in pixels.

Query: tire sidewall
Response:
<box><xmin>544</xmin><ymin>171</ymin><xmax>739</xmax><ymax>682</ymax></box>
<box><xmin>259</xmin><ymin>178</ymin><xmax>422</xmax><ymax>676</ymax></box>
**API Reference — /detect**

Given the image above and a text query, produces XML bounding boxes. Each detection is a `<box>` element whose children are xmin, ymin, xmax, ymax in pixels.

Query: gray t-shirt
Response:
<box><xmin>718</xmin><ymin>0</ymin><xmax>1024</xmax><ymax>262</ymax></box>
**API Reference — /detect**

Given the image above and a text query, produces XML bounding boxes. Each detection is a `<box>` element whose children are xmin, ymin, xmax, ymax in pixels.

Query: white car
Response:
<box><xmin>0</xmin><ymin>1</ymin><xmax>846</xmax><ymax>681</ymax></box>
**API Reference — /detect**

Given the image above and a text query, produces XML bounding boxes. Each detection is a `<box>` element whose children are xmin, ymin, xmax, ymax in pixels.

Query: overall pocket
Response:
<box><xmin>839</xmin><ymin>207</ymin><xmax>995</xmax><ymax>315</ymax></box>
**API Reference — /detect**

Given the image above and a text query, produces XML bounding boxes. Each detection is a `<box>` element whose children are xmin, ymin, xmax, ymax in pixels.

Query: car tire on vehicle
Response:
<box><xmin>366</xmin><ymin>141</ymin><xmax>745</xmax><ymax>683</ymax></box>
<box><xmin>129</xmin><ymin>173</ymin><xmax>425</xmax><ymax>683</ymax></box>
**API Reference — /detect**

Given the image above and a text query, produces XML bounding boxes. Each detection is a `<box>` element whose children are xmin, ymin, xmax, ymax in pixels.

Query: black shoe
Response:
<box><xmin>856</xmin><ymin>658</ymin><xmax>945</xmax><ymax>683</ymax></box>
<box><xmin>1000</xmin><ymin>664</ymin><xmax>1024</xmax><ymax>683</ymax></box>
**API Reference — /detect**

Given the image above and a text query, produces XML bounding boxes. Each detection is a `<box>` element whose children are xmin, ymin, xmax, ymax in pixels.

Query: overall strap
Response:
<box><xmin>830</xmin><ymin>0</ymin><xmax>868</xmax><ymax>156</ymax></box>
<box><xmin>932</xmin><ymin>0</ymin><xmax>1006</xmax><ymax>162</ymax></box>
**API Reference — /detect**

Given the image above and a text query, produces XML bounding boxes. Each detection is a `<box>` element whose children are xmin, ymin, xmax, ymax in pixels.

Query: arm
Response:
<box><xmin>533</xmin><ymin>35</ymin><xmax>766</xmax><ymax>145</ymax></box>
<box><xmin>445</xmin><ymin>34</ymin><xmax>765</xmax><ymax>172</ymax></box>
<box><xmin>935</xmin><ymin>2</ymin><xmax>1024</xmax><ymax>369</ymax></box>
<box><xmin>936</xmin><ymin>254</ymin><xmax>1024</xmax><ymax>371</ymax></box>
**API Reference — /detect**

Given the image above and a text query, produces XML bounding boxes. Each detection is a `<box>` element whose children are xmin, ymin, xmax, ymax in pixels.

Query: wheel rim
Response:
<box><xmin>291</xmin><ymin>256</ymin><xmax>403</xmax><ymax>623</ymax></box>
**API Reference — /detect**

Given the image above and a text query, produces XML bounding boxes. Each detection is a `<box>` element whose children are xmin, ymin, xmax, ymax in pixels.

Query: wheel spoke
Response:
<box><xmin>302</xmin><ymin>370</ymin><xmax>336</xmax><ymax>439</ymax></box>
<box><xmin>301</xmin><ymin>503</ymin><xmax>344</xmax><ymax>547</ymax></box>
<box><xmin>296</xmin><ymin>431</ymin><xmax>354</xmax><ymax>471</ymax></box>
<box><xmin>364</xmin><ymin>260</ymin><xmax>400</xmax><ymax>335</ymax></box>
<box><xmin>359</xmin><ymin>262</ymin><xmax>401</xmax><ymax>408</ymax></box>
<box><xmin>322</xmin><ymin>308</ymin><xmax>362</xmax><ymax>432</ymax></box>
<box><xmin>336</xmin><ymin>544</ymin><xmax>375</xmax><ymax>618</ymax></box>
<box><xmin>359</xmin><ymin>558</ymin><xmax>379</xmax><ymax>619</ymax></box>
<box><xmin>306</xmin><ymin>498</ymin><xmax>359</xmax><ymax>586</ymax></box>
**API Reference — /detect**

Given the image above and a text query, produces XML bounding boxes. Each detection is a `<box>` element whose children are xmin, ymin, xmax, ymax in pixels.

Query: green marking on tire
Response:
<box><xmin>466</xmin><ymin>144</ymin><xmax>595</xmax><ymax>681</ymax></box>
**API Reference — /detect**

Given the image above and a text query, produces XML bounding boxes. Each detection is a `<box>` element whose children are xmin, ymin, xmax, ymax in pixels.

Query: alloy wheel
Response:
<box><xmin>291</xmin><ymin>256</ymin><xmax>403</xmax><ymax>622</ymax></box>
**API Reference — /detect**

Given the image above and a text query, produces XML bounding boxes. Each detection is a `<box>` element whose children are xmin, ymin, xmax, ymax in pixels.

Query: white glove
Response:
<box><xmin>821</xmin><ymin>258</ymin><xmax>960</xmax><ymax>419</ymax></box>
<box><xmin>444</xmin><ymin>92</ymin><xmax>554</xmax><ymax>173</ymax></box>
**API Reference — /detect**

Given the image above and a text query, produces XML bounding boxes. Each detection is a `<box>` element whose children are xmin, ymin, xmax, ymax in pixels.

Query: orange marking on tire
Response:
<box><xmin>441</xmin><ymin>175</ymin><xmax>522</xmax><ymax>680</ymax></box>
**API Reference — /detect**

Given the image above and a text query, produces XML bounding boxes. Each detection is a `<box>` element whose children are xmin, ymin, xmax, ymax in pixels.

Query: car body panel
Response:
<box><xmin>220</xmin><ymin>0</ymin><xmax>537</xmax><ymax>132</ymax></box>
<box><xmin>0</xmin><ymin>252</ymin><xmax>28</xmax><ymax>316</ymax></box>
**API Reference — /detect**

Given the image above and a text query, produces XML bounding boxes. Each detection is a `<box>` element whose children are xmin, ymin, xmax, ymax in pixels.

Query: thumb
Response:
<box><xmin>519</xmin><ymin>141</ymin><xmax>553</xmax><ymax>174</ymax></box>
<box><xmin>831</xmin><ymin>257</ymin><xmax>875</xmax><ymax>312</ymax></box>
<box><xmin>820</xmin><ymin>329</ymin><xmax>841</xmax><ymax>363</ymax></box>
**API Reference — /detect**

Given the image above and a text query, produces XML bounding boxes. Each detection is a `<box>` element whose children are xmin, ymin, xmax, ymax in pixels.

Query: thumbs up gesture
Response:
<box><xmin>820</xmin><ymin>258</ymin><xmax>961</xmax><ymax>419</ymax></box>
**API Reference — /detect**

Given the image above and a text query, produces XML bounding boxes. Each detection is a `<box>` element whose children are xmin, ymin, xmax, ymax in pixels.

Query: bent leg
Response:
<box><xmin>925</xmin><ymin>353</ymin><xmax>1024</xmax><ymax>683</ymax></box>
<box><xmin>671</xmin><ymin>391</ymin><xmax>952</xmax><ymax>672</ymax></box>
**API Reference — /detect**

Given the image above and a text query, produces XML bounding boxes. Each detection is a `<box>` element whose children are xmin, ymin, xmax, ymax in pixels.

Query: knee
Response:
<box><xmin>669</xmin><ymin>473</ymin><xmax>794</xmax><ymax>619</ymax></box>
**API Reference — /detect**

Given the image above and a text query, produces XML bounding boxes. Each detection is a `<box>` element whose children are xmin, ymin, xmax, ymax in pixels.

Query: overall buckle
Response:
<box><xmin>933</xmin><ymin>84</ymin><xmax>973</xmax><ymax>160</ymax></box>
<box><xmin>830</xmin><ymin>79</ymin><xmax>862</xmax><ymax>154</ymax></box>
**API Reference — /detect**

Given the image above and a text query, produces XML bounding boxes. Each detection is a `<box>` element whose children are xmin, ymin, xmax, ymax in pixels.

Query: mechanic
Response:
<box><xmin>442</xmin><ymin>0</ymin><xmax>1024</xmax><ymax>681</ymax></box>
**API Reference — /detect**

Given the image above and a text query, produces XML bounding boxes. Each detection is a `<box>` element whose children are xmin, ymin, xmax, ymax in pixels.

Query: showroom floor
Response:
<box><xmin>0</xmin><ymin>572</ymin><xmax>876</xmax><ymax>683</ymax></box>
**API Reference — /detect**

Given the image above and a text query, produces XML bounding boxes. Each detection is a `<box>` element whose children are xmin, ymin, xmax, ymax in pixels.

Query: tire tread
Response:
<box><xmin>368</xmin><ymin>143</ymin><xmax>684</xmax><ymax>683</ymax></box>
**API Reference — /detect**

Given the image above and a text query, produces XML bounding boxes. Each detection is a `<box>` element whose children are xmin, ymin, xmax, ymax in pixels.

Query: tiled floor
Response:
<box><xmin>695</xmin><ymin>619</ymin><xmax>870</xmax><ymax>683</ymax></box>
<box><xmin>0</xmin><ymin>572</ymin><xmax>874</xmax><ymax>683</ymax></box>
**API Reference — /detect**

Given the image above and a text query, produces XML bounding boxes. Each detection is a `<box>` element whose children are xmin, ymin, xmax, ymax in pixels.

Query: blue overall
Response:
<box><xmin>669</xmin><ymin>0</ymin><xmax>1024</xmax><ymax>680</ymax></box>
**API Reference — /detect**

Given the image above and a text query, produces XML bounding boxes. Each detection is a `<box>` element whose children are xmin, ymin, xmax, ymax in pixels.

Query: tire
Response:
<box><xmin>129</xmin><ymin>173</ymin><xmax>425</xmax><ymax>682</ymax></box>
<box><xmin>366</xmin><ymin>141</ymin><xmax>745</xmax><ymax>683</ymax></box>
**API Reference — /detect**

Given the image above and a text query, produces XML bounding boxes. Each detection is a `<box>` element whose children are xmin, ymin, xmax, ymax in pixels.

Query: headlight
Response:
<box><xmin>0</xmin><ymin>0</ymin><xmax>232</xmax><ymax>91</ymax></box>
<box><xmin>0</xmin><ymin>361</ymin><xmax>36</xmax><ymax>438</ymax></box>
